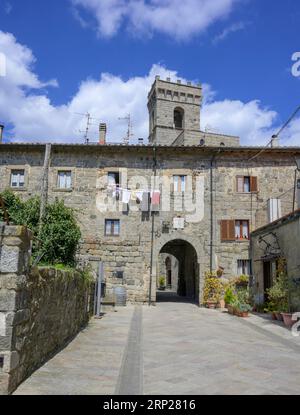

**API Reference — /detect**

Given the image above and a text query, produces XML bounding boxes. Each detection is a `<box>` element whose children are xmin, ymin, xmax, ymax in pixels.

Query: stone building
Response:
<box><xmin>0</xmin><ymin>76</ymin><xmax>300</xmax><ymax>305</ymax></box>
<box><xmin>251</xmin><ymin>209</ymin><xmax>300</xmax><ymax>310</ymax></box>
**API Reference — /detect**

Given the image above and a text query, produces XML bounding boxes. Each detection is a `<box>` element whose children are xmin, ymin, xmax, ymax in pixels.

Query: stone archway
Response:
<box><xmin>153</xmin><ymin>235</ymin><xmax>201</xmax><ymax>304</ymax></box>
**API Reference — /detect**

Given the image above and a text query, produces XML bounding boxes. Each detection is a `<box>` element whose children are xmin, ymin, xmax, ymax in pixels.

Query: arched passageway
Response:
<box><xmin>156</xmin><ymin>239</ymin><xmax>199</xmax><ymax>304</ymax></box>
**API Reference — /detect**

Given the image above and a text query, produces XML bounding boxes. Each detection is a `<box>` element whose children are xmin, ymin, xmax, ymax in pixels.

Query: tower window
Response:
<box><xmin>174</xmin><ymin>107</ymin><xmax>184</xmax><ymax>129</ymax></box>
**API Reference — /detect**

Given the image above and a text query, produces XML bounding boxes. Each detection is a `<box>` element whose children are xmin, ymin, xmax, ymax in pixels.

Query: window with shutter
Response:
<box><xmin>221</xmin><ymin>220</ymin><xmax>249</xmax><ymax>241</ymax></box>
<box><xmin>236</xmin><ymin>176</ymin><xmax>258</xmax><ymax>193</ymax></box>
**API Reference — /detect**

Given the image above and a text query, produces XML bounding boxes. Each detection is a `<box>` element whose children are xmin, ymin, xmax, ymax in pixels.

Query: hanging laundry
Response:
<box><xmin>131</xmin><ymin>190</ymin><xmax>137</xmax><ymax>201</ymax></box>
<box><xmin>151</xmin><ymin>191</ymin><xmax>160</xmax><ymax>212</ymax></box>
<box><xmin>136</xmin><ymin>191</ymin><xmax>144</xmax><ymax>202</ymax></box>
<box><xmin>141</xmin><ymin>192</ymin><xmax>150</xmax><ymax>212</ymax></box>
<box><xmin>151</xmin><ymin>191</ymin><xmax>160</xmax><ymax>205</ymax></box>
<box><xmin>122</xmin><ymin>189</ymin><xmax>131</xmax><ymax>204</ymax></box>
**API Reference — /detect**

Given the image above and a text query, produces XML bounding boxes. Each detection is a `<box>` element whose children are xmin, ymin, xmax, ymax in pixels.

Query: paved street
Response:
<box><xmin>15</xmin><ymin>297</ymin><xmax>300</xmax><ymax>395</ymax></box>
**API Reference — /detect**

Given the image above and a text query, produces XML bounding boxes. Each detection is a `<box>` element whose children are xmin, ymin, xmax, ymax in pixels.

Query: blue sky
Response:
<box><xmin>0</xmin><ymin>0</ymin><xmax>299</xmax><ymax>145</ymax></box>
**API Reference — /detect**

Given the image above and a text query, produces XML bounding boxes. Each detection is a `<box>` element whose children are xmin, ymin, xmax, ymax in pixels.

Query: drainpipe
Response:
<box><xmin>210</xmin><ymin>150</ymin><xmax>220</xmax><ymax>273</ymax></box>
<box><xmin>149</xmin><ymin>145</ymin><xmax>157</xmax><ymax>306</ymax></box>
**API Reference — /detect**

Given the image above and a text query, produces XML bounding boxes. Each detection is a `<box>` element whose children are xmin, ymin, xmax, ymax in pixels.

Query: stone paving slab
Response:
<box><xmin>13</xmin><ymin>300</ymin><xmax>300</xmax><ymax>395</ymax></box>
<box><xmin>142</xmin><ymin>303</ymin><xmax>300</xmax><ymax>395</ymax></box>
<box><xmin>14</xmin><ymin>306</ymin><xmax>135</xmax><ymax>395</ymax></box>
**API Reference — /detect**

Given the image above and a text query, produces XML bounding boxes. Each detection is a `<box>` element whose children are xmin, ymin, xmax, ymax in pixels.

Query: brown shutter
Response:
<box><xmin>221</xmin><ymin>220</ymin><xmax>235</xmax><ymax>241</ymax></box>
<box><xmin>250</xmin><ymin>176</ymin><xmax>258</xmax><ymax>192</ymax></box>
<box><xmin>228</xmin><ymin>220</ymin><xmax>236</xmax><ymax>240</ymax></box>
<box><xmin>221</xmin><ymin>220</ymin><xmax>228</xmax><ymax>241</ymax></box>
<box><xmin>236</xmin><ymin>176</ymin><xmax>244</xmax><ymax>193</ymax></box>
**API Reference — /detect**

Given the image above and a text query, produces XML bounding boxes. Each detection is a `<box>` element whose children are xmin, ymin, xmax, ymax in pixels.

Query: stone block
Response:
<box><xmin>0</xmin><ymin>373</ymin><xmax>10</xmax><ymax>395</ymax></box>
<box><xmin>2</xmin><ymin>351</ymin><xmax>20</xmax><ymax>373</ymax></box>
<box><xmin>0</xmin><ymin>246</ymin><xmax>21</xmax><ymax>274</ymax></box>
<box><xmin>0</xmin><ymin>290</ymin><xmax>17</xmax><ymax>312</ymax></box>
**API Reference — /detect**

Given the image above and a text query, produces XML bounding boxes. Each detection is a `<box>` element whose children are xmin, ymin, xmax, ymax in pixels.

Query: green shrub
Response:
<box><xmin>0</xmin><ymin>190</ymin><xmax>81</xmax><ymax>266</ymax></box>
<box><xmin>266</xmin><ymin>258</ymin><xmax>289</xmax><ymax>312</ymax></box>
<box><xmin>224</xmin><ymin>287</ymin><xmax>236</xmax><ymax>305</ymax></box>
<box><xmin>159</xmin><ymin>276</ymin><xmax>166</xmax><ymax>287</ymax></box>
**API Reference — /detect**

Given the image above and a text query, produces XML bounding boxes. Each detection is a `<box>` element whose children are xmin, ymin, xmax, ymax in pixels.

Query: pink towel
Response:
<box><xmin>151</xmin><ymin>191</ymin><xmax>160</xmax><ymax>205</ymax></box>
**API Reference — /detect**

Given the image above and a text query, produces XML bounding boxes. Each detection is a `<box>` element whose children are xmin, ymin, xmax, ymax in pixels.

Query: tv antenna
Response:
<box><xmin>73</xmin><ymin>112</ymin><xmax>102</xmax><ymax>144</ymax></box>
<box><xmin>118</xmin><ymin>114</ymin><xmax>134</xmax><ymax>145</ymax></box>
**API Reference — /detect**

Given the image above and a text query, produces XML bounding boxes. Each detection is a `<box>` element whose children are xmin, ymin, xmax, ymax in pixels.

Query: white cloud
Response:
<box><xmin>212</xmin><ymin>21</ymin><xmax>248</xmax><ymax>44</ymax></box>
<box><xmin>0</xmin><ymin>30</ymin><xmax>299</xmax><ymax>146</ymax></box>
<box><xmin>71</xmin><ymin>0</ymin><xmax>240</xmax><ymax>40</ymax></box>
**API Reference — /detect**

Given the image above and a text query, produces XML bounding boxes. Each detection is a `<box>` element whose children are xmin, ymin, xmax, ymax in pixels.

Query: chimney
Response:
<box><xmin>271</xmin><ymin>134</ymin><xmax>279</xmax><ymax>147</ymax></box>
<box><xmin>0</xmin><ymin>124</ymin><xmax>4</xmax><ymax>143</ymax></box>
<box><xmin>99</xmin><ymin>123</ymin><xmax>107</xmax><ymax>145</ymax></box>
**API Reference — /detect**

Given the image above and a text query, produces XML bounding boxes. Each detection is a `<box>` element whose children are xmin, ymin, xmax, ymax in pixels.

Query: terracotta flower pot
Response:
<box><xmin>281</xmin><ymin>313</ymin><xmax>294</xmax><ymax>328</ymax></box>
<box><xmin>239</xmin><ymin>311</ymin><xmax>249</xmax><ymax>318</ymax></box>
<box><xmin>271</xmin><ymin>311</ymin><xmax>277</xmax><ymax>320</ymax></box>
<box><xmin>275</xmin><ymin>312</ymin><xmax>283</xmax><ymax>321</ymax></box>
<box><xmin>206</xmin><ymin>301</ymin><xmax>217</xmax><ymax>309</ymax></box>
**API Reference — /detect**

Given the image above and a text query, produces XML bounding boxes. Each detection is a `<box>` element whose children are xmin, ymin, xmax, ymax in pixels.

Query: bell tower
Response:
<box><xmin>147</xmin><ymin>76</ymin><xmax>202</xmax><ymax>145</ymax></box>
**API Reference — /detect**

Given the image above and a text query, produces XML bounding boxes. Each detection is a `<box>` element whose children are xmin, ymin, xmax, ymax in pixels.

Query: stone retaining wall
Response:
<box><xmin>0</xmin><ymin>225</ymin><xmax>93</xmax><ymax>395</ymax></box>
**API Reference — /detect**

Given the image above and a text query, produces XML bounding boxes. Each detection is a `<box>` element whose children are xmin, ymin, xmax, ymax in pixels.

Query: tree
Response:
<box><xmin>0</xmin><ymin>190</ymin><xmax>81</xmax><ymax>266</ymax></box>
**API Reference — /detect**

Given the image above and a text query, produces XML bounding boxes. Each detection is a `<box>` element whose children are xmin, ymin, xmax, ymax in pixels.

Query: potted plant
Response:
<box><xmin>158</xmin><ymin>276</ymin><xmax>166</xmax><ymax>291</ymax></box>
<box><xmin>234</xmin><ymin>302</ymin><xmax>252</xmax><ymax>317</ymax></box>
<box><xmin>203</xmin><ymin>271</ymin><xmax>223</xmax><ymax>309</ymax></box>
<box><xmin>266</xmin><ymin>258</ymin><xmax>289</xmax><ymax>325</ymax></box>
<box><xmin>235</xmin><ymin>274</ymin><xmax>249</xmax><ymax>289</ymax></box>
<box><xmin>224</xmin><ymin>287</ymin><xmax>236</xmax><ymax>314</ymax></box>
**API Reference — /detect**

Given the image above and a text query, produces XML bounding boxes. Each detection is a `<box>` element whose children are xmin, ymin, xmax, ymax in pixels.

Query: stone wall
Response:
<box><xmin>0</xmin><ymin>225</ymin><xmax>93</xmax><ymax>395</ymax></box>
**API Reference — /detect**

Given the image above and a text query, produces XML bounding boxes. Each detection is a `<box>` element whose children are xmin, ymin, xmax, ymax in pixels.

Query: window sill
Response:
<box><xmin>10</xmin><ymin>187</ymin><xmax>27</xmax><ymax>192</ymax></box>
<box><xmin>53</xmin><ymin>188</ymin><xmax>73</xmax><ymax>192</ymax></box>
<box><xmin>221</xmin><ymin>239</ymin><xmax>250</xmax><ymax>243</ymax></box>
<box><xmin>236</xmin><ymin>192</ymin><xmax>258</xmax><ymax>195</ymax></box>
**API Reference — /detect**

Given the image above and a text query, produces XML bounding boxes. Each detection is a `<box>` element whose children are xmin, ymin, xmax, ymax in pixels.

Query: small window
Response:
<box><xmin>237</xmin><ymin>260</ymin><xmax>251</xmax><ymax>276</ymax></box>
<box><xmin>57</xmin><ymin>171</ymin><xmax>72</xmax><ymax>189</ymax></box>
<box><xmin>236</xmin><ymin>176</ymin><xmax>258</xmax><ymax>193</ymax></box>
<box><xmin>235</xmin><ymin>220</ymin><xmax>249</xmax><ymax>240</ymax></box>
<box><xmin>105</xmin><ymin>219</ymin><xmax>120</xmax><ymax>236</ymax></box>
<box><xmin>11</xmin><ymin>170</ymin><xmax>25</xmax><ymax>188</ymax></box>
<box><xmin>107</xmin><ymin>172</ymin><xmax>120</xmax><ymax>187</ymax></box>
<box><xmin>173</xmin><ymin>175</ymin><xmax>186</xmax><ymax>192</ymax></box>
<box><xmin>200</xmin><ymin>139</ymin><xmax>205</xmax><ymax>146</ymax></box>
<box><xmin>174</xmin><ymin>108</ymin><xmax>184</xmax><ymax>129</ymax></box>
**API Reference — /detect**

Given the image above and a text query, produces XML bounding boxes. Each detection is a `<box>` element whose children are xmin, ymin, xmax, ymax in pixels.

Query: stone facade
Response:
<box><xmin>251</xmin><ymin>209</ymin><xmax>300</xmax><ymax>309</ymax></box>
<box><xmin>0</xmin><ymin>77</ymin><xmax>299</xmax><ymax>306</ymax></box>
<box><xmin>0</xmin><ymin>144</ymin><xmax>299</xmax><ymax>306</ymax></box>
<box><xmin>0</xmin><ymin>225</ymin><xmax>93</xmax><ymax>395</ymax></box>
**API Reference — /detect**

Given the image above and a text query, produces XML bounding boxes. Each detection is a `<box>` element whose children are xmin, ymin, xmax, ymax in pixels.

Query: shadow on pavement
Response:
<box><xmin>156</xmin><ymin>290</ymin><xmax>198</xmax><ymax>304</ymax></box>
